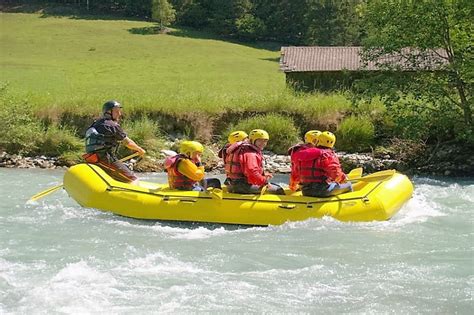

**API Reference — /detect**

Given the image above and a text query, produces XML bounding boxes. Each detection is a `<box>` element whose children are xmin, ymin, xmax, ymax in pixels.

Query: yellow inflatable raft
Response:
<box><xmin>63</xmin><ymin>164</ymin><xmax>414</xmax><ymax>225</ymax></box>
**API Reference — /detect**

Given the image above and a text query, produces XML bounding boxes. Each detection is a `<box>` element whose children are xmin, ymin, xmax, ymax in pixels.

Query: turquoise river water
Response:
<box><xmin>1</xmin><ymin>168</ymin><xmax>473</xmax><ymax>313</ymax></box>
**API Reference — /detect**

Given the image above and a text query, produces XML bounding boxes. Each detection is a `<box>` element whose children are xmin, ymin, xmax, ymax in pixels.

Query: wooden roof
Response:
<box><xmin>280</xmin><ymin>46</ymin><xmax>448</xmax><ymax>72</ymax></box>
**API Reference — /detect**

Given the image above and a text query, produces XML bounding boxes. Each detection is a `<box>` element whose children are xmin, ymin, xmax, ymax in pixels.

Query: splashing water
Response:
<box><xmin>1</xmin><ymin>169</ymin><xmax>473</xmax><ymax>313</ymax></box>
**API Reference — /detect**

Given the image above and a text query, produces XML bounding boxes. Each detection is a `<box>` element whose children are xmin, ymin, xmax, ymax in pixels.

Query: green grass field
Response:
<box><xmin>1</xmin><ymin>13</ymin><xmax>362</xmax><ymax>157</ymax></box>
<box><xmin>1</xmin><ymin>12</ymin><xmax>352</xmax><ymax>120</ymax></box>
<box><xmin>1</xmin><ymin>13</ymin><xmax>288</xmax><ymax>109</ymax></box>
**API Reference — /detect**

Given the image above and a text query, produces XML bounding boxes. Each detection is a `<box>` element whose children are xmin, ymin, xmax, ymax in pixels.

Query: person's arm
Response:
<box><xmin>322</xmin><ymin>152</ymin><xmax>346</xmax><ymax>183</ymax></box>
<box><xmin>242</xmin><ymin>153</ymin><xmax>267</xmax><ymax>186</ymax></box>
<box><xmin>289</xmin><ymin>158</ymin><xmax>300</xmax><ymax>191</ymax></box>
<box><xmin>122</xmin><ymin>137</ymin><xmax>146</xmax><ymax>156</ymax></box>
<box><xmin>177</xmin><ymin>159</ymin><xmax>205</xmax><ymax>182</ymax></box>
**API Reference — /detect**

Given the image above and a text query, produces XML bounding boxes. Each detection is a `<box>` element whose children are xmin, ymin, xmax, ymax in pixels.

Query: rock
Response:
<box><xmin>277</xmin><ymin>167</ymin><xmax>291</xmax><ymax>173</ymax></box>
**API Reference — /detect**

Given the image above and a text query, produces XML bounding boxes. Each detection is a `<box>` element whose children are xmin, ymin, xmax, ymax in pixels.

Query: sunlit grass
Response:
<box><xmin>1</xmin><ymin>13</ymin><xmax>283</xmax><ymax>105</ymax></box>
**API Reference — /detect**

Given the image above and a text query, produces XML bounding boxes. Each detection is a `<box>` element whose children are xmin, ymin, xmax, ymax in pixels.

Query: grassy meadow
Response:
<box><xmin>1</xmin><ymin>12</ymin><xmax>370</xmax><ymax>160</ymax></box>
<box><xmin>1</xmin><ymin>13</ymin><xmax>286</xmax><ymax>108</ymax></box>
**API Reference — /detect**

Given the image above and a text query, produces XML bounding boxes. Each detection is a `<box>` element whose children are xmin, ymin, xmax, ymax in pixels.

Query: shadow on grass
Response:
<box><xmin>1</xmin><ymin>3</ymin><xmax>145</xmax><ymax>22</ymax></box>
<box><xmin>128</xmin><ymin>26</ymin><xmax>162</xmax><ymax>35</ymax></box>
<box><xmin>260</xmin><ymin>57</ymin><xmax>281</xmax><ymax>63</ymax></box>
<box><xmin>167</xmin><ymin>27</ymin><xmax>282</xmax><ymax>52</ymax></box>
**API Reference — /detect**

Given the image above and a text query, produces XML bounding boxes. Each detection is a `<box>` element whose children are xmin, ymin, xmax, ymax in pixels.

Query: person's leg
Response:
<box><xmin>301</xmin><ymin>183</ymin><xmax>329</xmax><ymax>197</ymax></box>
<box><xmin>228</xmin><ymin>181</ymin><xmax>254</xmax><ymax>194</ymax></box>
<box><xmin>205</xmin><ymin>178</ymin><xmax>222</xmax><ymax>189</ymax></box>
<box><xmin>248</xmin><ymin>185</ymin><xmax>263</xmax><ymax>194</ymax></box>
<box><xmin>192</xmin><ymin>184</ymin><xmax>205</xmax><ymax>191</ymax></box>
<box><xmin>265</xmin><ymin>182</ymin><xmax>285</xmax><ymax>195</ymax></box>
<box><xmin>326</xmin><ymin>182</ymin><xmax>353</xmax><ymax>196</ymax></box>
<box><xmin>96</xmin><ymin>160</ymin><xmax>138</xmax><ymax>183</ymax></box>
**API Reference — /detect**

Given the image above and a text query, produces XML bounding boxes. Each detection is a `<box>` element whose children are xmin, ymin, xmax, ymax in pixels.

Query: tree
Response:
<box><xmin>361</xmin><ymin>0</ymin><xmax>473</xmax><ymax>141</ymax></box>
<box><xmin>152</xmin><ymin>0</ymin><xmax>176</xmax><ymax>29</ymax></box>
<box><xmin>304</xmin><ymin>0</ymin><xmax>363</xmax><ymax>46</ymax></box>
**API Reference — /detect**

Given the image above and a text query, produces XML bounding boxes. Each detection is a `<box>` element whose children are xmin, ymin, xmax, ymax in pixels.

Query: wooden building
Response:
<box><xmin>279</xmin><ymin>46</ymin><xmax>448</xmax><ymax>91</ymax></box>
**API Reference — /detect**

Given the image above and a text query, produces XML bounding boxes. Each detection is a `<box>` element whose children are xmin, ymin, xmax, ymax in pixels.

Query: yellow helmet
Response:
<box><xmin>304</xmin><ymin>130</ymin><xmax>322</xmax><ymax>145</ymax></box>
<box><xmin>228</xmin><ymin>130</ymin><xmax>248</xmax><ymax>144</ymax></box>
<box><xmin>318</xmin><ymin>131</ymin><xmax>336</xmax><ymax>148</ymax></box>
<box><xmin>179</xmin><ymin>140</ymin><xmax>204</xmax><ymax>156</ymax></box>
<box><xmin>249</xmin><ymin>129</ymin><xmax>269</xmax><ymax>143</ymax></box>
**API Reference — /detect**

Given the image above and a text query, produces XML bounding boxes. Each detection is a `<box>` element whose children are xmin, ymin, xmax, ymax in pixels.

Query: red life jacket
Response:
<box><xmin>164</xmin><ymin>154</ymin><xmax>196</xmax><ymax>190</ymax></box>
<box><xmin>294</xmin><ymin>148</ymin><xmax>327</xmax><ymax>184</ymax></box>
<box><xmin>318</xmin><ymin>148</ymin><xmax>346</xmax><ymax>183</ymax></box>
<box><xmin>225</xmin><ymin>142</ymin><xmax>260</xmax><ymax>180</ymax></box>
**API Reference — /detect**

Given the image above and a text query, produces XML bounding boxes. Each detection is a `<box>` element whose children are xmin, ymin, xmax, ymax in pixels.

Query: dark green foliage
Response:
<box><xmin>361</xmin><ymin>0</ymin><xmax>473</xmax><ymax>143</ymax></box>
<box><xmin>304</xmin><ymin>0</ymin><xmax>362</xmax><ymax>45</ymax></box>
<box><xmin>235</xmin><ymin>14</ymin><xmax>266</xmax><ymax>40</ymax></box>
<box><xmin>8</xmin><ymin>1</ymin><xmax>364</xmax><ymax>44</ymax></box>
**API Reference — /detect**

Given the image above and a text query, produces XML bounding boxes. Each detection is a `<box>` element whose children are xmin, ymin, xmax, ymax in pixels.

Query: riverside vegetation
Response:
<box><xmin>0</xmin><ymin>5</ymin><xmax>472</xmax><ymax>176</ymax></box>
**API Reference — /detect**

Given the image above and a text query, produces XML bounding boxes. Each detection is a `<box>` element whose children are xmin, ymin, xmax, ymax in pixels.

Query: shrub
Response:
<box><xmin>235</xmin><ymin>14</ymin><xmax>266</xmax><ymax>40</ymax></box>
<box><xmin>34</xmin><ymin>125</ymin><xmax>83</xmax><ymax>157</ymax></box>
<box><xmin>336</xmin><ymin>115</ymin><xmax>375</xmax><ymax>152</ymax></box>
<box><xmin>0</xmin><ymin>86</ymin><xmax>43</xmax><ymax>154</ymax></box>
<box><xmin>225</xmin><ymin>113</ymin><xmax>300</xmax><ymax>154</ymax></box>
<box><xmin>121</xmin><ymin>116</ymin><xmax>166</xmax><ymax>156</ymax></box>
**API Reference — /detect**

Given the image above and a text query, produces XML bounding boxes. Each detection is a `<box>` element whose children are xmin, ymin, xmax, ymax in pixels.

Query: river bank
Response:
<box><xmin>2</xmin><ymin>142</ymin><xmax>472</xmax><ymax>176</ymax></box>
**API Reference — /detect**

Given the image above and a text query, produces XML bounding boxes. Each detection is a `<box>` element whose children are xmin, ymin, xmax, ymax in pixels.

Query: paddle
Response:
<box><xmin>347</xmin><ymin>167</ymin><xmax>363</xmax><ymax>180</ymax></box>
<box><xmin>28</xmin><ymin>152</ymin><xmax>141</xmax><ymax>202</ymax></box>
<box><xmin>350</xmin><ymin>169</ymin><xmax>396</xmax><ymax>182</ymax></box>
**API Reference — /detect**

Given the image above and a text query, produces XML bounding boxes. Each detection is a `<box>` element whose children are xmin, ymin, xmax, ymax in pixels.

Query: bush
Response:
<box><xmin>225</xmin><ymin>113</ymin><xmax>300</xmax><ymax>154</ymax></box>
<box><xmin>0</xmin><ymin>86</ymin><xmax>43</xmax><ymax>154</ymax></box>
<box><xmin>235</xmin><ymin>14</ymin><xmax>266</xmax><ymax>40</ymax></box>
<box><xmin>336</xmin><ymin>115</ymin><xmax>375</xmax><ymax>152</ymax></box>
<box><xmin>121</xmin><ymin>116</ymin><xmax>166</xmax><ymax>156</ymax></box>
<box><xmin>34</xmin><ymin>125</ymin><xmax>83</xmax><ymax>157</ymax></box>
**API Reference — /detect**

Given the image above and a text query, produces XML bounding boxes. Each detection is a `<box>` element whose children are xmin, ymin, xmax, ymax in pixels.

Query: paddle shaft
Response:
<box><xmin>350</xmin><ymin>170</ymin><xmax>396</xmax><ymax>182</ymax></box>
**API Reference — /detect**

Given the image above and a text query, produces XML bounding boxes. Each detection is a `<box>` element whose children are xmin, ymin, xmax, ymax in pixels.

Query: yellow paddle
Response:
<box><xmin>28</xmin><ymin>152</ymin><xmax>141</xmax><ymax>202</ymax></box>
<box><xmin>351</xmin><ymin>169</ymin><xmax>396</xmax><ymax>182</ymax></box>
<box><xmin>347</xmin><ymin>167</ymin><xmax>363</xmax><ymax>180</ymax></box>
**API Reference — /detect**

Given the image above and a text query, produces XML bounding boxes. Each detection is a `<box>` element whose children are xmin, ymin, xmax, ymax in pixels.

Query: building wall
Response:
<box><xmin>285</xmin><ymin>71</ymin><xmax>365</xmax><ymax>92</ymax></box>
<box><xmin>285</xmin><ymin>71</ymin><xmax>423</xmax><ymax>92</ymax></box>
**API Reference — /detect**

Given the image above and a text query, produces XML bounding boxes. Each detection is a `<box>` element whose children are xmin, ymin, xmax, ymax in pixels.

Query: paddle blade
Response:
<box><xmin>347</xmin><ymin>167</ymin><xmax>363</xmax><ymax>180</ymax></box>
<box><xmin>29</xmin><ymin>184</ymin><xmax>64</xmax><ymax>202</ymax></box>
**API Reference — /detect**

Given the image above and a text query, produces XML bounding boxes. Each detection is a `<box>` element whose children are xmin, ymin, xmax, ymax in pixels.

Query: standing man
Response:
<box><xmin>83</xmin><ymin>100</ymin><xmax>146</xmax><ymax>184</ymax></box>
